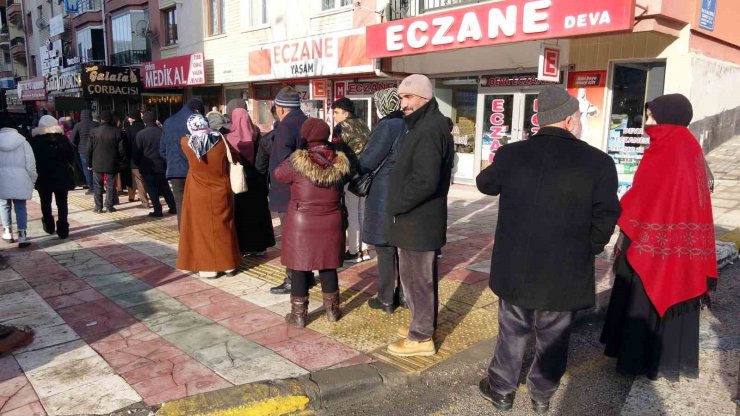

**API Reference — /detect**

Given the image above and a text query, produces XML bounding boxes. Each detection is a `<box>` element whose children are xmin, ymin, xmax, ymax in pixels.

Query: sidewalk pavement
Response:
<box><xmin>1</xmin><ymin>136</ymin><xmax>738</xmax><ymax>416</ymax></box>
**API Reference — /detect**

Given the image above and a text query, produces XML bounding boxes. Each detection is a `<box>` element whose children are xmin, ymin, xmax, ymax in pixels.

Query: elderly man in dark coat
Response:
<box><xmin>267</xmin><ymin>87</ymin><xmax>310</xmax><ymax>294</ymax></box>
<box><xmin>71</xmin><ymin>109</ymin><xmax>99</xmax><ymax>192</ymax></box>
<box><xmin>385</xmin><ymin>74</ymin><xmax>454</xmax><ymax>357</ymax></box>
<box><xmin>87</xmin><ymin>111</ymin><xmax>127</xmax><ymax>214</ymax></box>
<box><xmin>475</xmin><ymin>85</ymin><xmax>620</xmax><ymax>414</ymax></box>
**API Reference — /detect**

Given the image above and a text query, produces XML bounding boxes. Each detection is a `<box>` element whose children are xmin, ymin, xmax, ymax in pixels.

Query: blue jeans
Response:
<box><xmin>79</xmin><ymin>153</ymin><xmax>93</xmax><ymax>188</ymax></box>
<box><xmin>0</xmin><ymin>199</ymin><xmax>28</xmax><ymax>230</ymax></box>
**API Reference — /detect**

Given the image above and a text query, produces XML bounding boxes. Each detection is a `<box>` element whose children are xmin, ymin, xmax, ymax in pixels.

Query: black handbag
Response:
<box><xmin>347</xmin><ymin>132</ymin><xmax>402</xmax><ymax>197</ymax></box>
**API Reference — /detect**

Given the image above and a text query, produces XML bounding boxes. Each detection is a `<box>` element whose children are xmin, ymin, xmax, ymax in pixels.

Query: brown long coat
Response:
<box><xmin>275</xmin><ymin>145</ymin><xmax>349</xmax><ymax>272</ymax></box>
<box><xmin>176</xmin><ymin>137</ymin><xmax>241</xmax><ymax>272</ymax></box>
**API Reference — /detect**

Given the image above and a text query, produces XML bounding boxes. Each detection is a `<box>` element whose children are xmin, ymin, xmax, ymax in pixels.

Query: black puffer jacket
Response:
<box><xmin>385</xmin><ymin>99</ymin><xmax>454</xmax><ymax>252</ymax></box>
<box><xmin>30</xmin><ymin>125</ymin><xmax>75</xmax><ymax>192</ymax></box>
<box><xmin>133</xmin><ymin>123</ymin><xmax>167</xmax><ymax>175</ymax></box>
<box><xmin>71</xmin><ymin>109</ymin><xmax>99</xmax><ymax>155</ymax></box>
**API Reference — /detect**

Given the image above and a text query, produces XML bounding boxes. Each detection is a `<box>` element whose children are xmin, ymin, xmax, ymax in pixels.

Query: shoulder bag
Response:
<box><xmin>223</xmin><ymin>138</ymin><xmax>248</xmax><ymax>194</ymax></box>
<box><xmin>347</xmin><ymin>131</ymin><xmax>402</xmax><ymax>197</ymax></box>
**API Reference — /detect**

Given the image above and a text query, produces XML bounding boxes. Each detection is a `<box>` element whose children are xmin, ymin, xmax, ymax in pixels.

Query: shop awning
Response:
<box><xmin>53</xmin><ymin>96</ymin><xmax>87</xmax><ymax>112</ymax></box>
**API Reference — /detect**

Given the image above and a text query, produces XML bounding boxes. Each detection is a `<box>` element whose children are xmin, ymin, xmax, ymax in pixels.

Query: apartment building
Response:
<box><xmin>1</xmin><ymin>0</ymin><xmax>28</xmax><ymax>113</ymax></box>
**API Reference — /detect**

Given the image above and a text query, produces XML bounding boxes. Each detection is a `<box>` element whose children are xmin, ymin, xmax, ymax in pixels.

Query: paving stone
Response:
<box><xmin>218</xmin><ymin>308</ymin><xmax>285</xmax><ymax>336</ymax></box>
<box><xmin>0</xmin><ymin>268</ymin><xmax>22</xmax><ymax>283</ymax></box>
<box><xmin>214</xmin><ymin>353</ymin><xmax>309</xmax><ymax>385</ymax></box>
<box><xmin>126</xmin><ymin>297</ymin><xmax>190</xmax><ymax>321</ymax></box>
<box><xmin>145</xmin><ymin>311</ymin><xmax>213</xmax><ymax>336</ymax></box>
<box><xmin>96</xmin><ymin>279</ymin><xmax>152</xmax><ymax>298</ymax></box>
<box><xmin>14</xmin><ymin>340</ymin><xmax>98</xmax><ymax>376</ymax></box>
<box><xmin>40</xmin><ymin>374</ymin><xmax>140</xmax><ymax>415</ymax></box>
<box><xmin>0</xmin><ymin>280</ymin><xmax>31</xmax><ymax>296</ymax></box>
<box><xmin>162</xmin><ymin>323</ymin><xmax>269</xmax><ymax>364</ymax></box>
<box><xmin>24</xmin><ymin>354</ymin><xmax>117</xmax><ymax>398</ymax></box>
<box><xmin>108</xmin><ymin>288</ymin><xmax>169</xmax><ymax>309</ymax></box>
<box><xmin>13</xmin><ymin>323</ymin><xmax>80</xmax><ymax>354</ymax></box>
<box><xmin>68</xmin><ymin>262</ymin><xmax>123</xmax><ymax>278</ymax></box>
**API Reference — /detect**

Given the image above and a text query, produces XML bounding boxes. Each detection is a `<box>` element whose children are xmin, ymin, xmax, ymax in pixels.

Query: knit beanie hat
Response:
<box><xmin>398</xmin><ymin>74</ymin><xmax>433</xmax><ymax>100</ymax></box>
<box><xmin>373</xmin><ymin>87</ymin><xmax>400</xmax><ymax>117</ymax></box>
<box><xmin>275</xmin><ymin>88</ymin><xmax>301</xmax><ymax>108</ymax></box>
<box><xmin>38</xmin><ymin>115</ymin><xmax>58</xmax><ymax>129</ymax></box>
<box><xmin>331</xmin><ymin>97</ymin><xmax>355</xmax><ymax>115</ymax></box>
<box><xmin>537</xmin><ymin>85</ymin><xmax>579</xmax><ymax>126</ymax></box>
<box><xmin>301</xmin><ymin>118</ymin><xmax>330</xmax><ymax>143</ymax></box>
<box><xmin>646</xmin><ymin>94</ymin><xmax>693</xmax><ymax>127</ymax></box>
<box><xmin>185</xmin><ymin>99</ymin><xmax>205</xmax><ymax>115</ymax></box>
<box><xmin>142</xmin><ymin>111</ymin><xmax>156</xmax><ymax>124</ymax></box>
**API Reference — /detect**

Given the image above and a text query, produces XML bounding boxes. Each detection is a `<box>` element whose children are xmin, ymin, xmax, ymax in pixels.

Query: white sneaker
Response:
<box><xmin>199</xmin><ymin>271</ymin><xmax>218</xmax><ymax>279</ymax></box>
<box><xmin>361</xmin><ymin>250</ymin><xmax>372</xmax><ymax>261</ymax></box>
<box><xmin>2</xmin><ymin>227</ymin><xmax>13</xmax><ymax>243</ymax></box>
<box><xmin>17</xmin><ymin>230</ymin><xmax>30</xmax><ymax>248</ymax></box>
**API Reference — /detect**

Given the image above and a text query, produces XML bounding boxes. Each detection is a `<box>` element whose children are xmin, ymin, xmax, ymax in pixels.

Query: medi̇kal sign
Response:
<box><xmin>366</xmin><ymin>0</ymin><xmax>635</xmax><ymax>58</ymax></box>
<box><xmin>142</xmin><ymin>53</ymin><xmax>206</xmax><ymax>89</ymax></box>
<box><xmin>247</xmin><ymin>29</ymin><xmax>373</xmax><ymax>81</ymax></box>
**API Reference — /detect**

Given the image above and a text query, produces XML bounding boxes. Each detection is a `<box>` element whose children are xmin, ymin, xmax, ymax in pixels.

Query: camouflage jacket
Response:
<box><xmin>338</xmin><ymin>117</ymin><xmax>370</xmax><ymax>157</ymax></box>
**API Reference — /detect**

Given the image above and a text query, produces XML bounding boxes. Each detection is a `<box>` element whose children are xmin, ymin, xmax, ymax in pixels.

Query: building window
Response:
<box><xmin>243</xmin><ymin>0</ymin><xmax>267</xmax><ymax>27</ymax></box>
<box><xmin>207</xmin><ymin>0</ymin><xmax>226</xmax><ymax>36</ymax></box>
<box><xmin>164</xmin><ymin>8</ymin><xmax>177</xmax><ymax>45</ymax></box>
<box><xmin>322</xmin><ymin>0</ymin><xmax>352</xmax><ymax>11</ymax></box>
<box><xmin>26</xmin><ymin>12</ymin><xmax>32</xmax><ymax>34</ymax></box>
<box><xmin>77</xmin><ymin>27</ymin><xmax>105</xmax><ymax>64</ymax></box>
<box><xmin>77</xmin><ymin>0</ymin><xmax>102</xmax><ymax>13</ymax></box>
<box><xmin>110</xmin><ymin>11</ymin><xmax>150</xmax><ymax>65</ymax></box>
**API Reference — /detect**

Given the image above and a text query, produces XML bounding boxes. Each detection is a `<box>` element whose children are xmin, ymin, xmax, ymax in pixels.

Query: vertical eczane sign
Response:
<box><xmin>538</xmin><ymin>44</ymin><xmax>560</xmax><ymax>82</ymax></box>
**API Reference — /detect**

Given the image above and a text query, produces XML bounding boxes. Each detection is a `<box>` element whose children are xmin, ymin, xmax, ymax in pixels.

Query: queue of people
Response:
<box><xmin>0</xmin><ymin>77</ymin><xmax>719</xmax><ymax>415</ymax></box>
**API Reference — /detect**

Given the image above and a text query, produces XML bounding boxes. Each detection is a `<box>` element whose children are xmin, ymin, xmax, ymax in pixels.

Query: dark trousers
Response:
<box><xmin>93</xmin><ymin>172</ymin><xmax>116</xmax><ymax>210</ymax></box>
<box><xmin>488</xmin><ymin>299</ymin><xmax>575</xmax><ymax>402</ymax></box>
<box><xmin>398</xmin><ymin>248</ymin><xmax>438</xmax><ymax>341</ymax></box>
<box><xmin>144</xmin><ymin>173</ymin><xmax>176</xmax><ymax>214</ymax></box>
<box><xmin>278</xmin><ymin>211</ymin><xmax>291</xmax><ymax>284</ymax></box>
<box><xmin>38</xmin><ymin>189</ymin><xmax>69</xmax><ymax>224</ymax></box>
<box><xmin>168</xmin><ymin>178</ymin><xmax>186</xmax><ymax>228</ymax></box>
<box><xmin>79</xmin><ymin>154</ymin><xmax>93</xmax><ymax>188</ymax></box>
<box><xmin>376</xmin><ymin>244</ymin><xmax>399</xmax><ymax>305</ymax></box>
<box><xmin>290</xmin><ymin>269</ymin><xmax>339</xmax><ymax>297</ymax></box>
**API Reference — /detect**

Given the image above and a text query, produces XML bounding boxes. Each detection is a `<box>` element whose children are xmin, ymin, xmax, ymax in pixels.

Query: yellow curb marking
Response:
<box><xmin>718</xmin><ymin>228</ymin><xmax>740</xmax><ymax>248</ymax></box>
<box><xmin>189</xmin><ymin>396</ymin><xmax>311</xmax><ymax>416</ymax></box>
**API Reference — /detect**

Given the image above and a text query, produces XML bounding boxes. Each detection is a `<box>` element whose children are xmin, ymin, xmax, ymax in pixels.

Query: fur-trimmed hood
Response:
<box><xmin>290</xmin><ymin>148</ymin><xmax>350</xmax><ymax>187</ymax></box>
<box><xmin>32</xmin><ymin>125</ymin><xmax>65</xmax><ymax>137</ymax></box>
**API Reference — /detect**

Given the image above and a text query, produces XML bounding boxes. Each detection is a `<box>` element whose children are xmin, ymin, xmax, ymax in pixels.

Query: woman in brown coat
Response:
<box><xmin>275</xmin><ymin>118</ymin><xmax>350</xmax><ymax>327</ymax></box>
<box><xmin>176</xmin><ymin>114</ymin><xmax>241</xmax><ymax>279</ymax></box>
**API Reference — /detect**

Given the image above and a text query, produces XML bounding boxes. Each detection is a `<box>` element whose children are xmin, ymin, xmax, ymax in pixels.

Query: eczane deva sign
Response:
<box><xmin>366</xmin><ymin>0</ymin><xmax>635</xmax><ymax>58</ymax></box>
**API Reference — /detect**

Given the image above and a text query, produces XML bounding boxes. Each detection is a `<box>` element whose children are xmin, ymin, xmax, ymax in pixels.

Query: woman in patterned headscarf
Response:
<box><xmin>601</xmin><ymin>94</ymin><xmax>718</xmax><ymax>381</ymax></box>
<box><xmin>358</xmin><ymin>87</ymin><xmax>407</xmax><ymax>313</ymax></box>
<box><xmin>176</xmin><ymin>114</ymin><xmax>241</xmax><ymax>279</ymax></box>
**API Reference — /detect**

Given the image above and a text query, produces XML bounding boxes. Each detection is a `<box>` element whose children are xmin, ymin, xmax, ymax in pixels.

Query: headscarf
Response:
<box><xmin>618</xmin><ymin>94</ymin><xmax>717</xmax><ymax>317</ymax></box>
<box><xmin>645</xmin><ymin>94</ymin><xmax>693</xmax><ymax>126</ymax></box>
<box><xmin>226</xmin><ymin>108</ymin><xmax>256</xmax><ymax>163</ymax></box>
<box><xmin>373</xmin><ymin>87</ymin><xmax>400</xmax><ymax>118</ymax></box>
<box><xmin>225</xmin><ymin>98</ymin><xmax>249</xmax><ymax>120</ymax></box>
<box><xmin>186</xmin><ymin>114</ymin><xmax>222</xmax><ymax>160</ymax></box>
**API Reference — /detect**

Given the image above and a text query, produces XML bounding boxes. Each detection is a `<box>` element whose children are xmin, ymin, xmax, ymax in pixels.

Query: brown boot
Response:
<box><xmin>322</xmin><ymin>290</ymin><xmax>342</xmax><ymax>322</ymax></box>
<box><xmin>285</xmin><ymin>296</ymin><xmax>309</xmax><ymax>328</ymax></box>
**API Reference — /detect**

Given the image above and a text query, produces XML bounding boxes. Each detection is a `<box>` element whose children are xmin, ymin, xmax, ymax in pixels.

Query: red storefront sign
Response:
<box><xmin>142</xmin><ymin>53</ymin><xmax>206</xmax><ymax>89</ymax></box>
<box><xmin>366</xmin><ymin>0</ymin><xmax>635</xmax><ymax>58</ymax></box>
<box><xmin>18</xmin><ymin>77</ymin><xmax>47</xmax><ymax>101</ymax></box>
<box><xmin>335</xmin><ymin>81</ymin><xmax>398</xmax><ymax>99</ymax></box>
<box><xmin>567</xmin><ymin>70</ymin><xmax>607</xmax><ymax>88</ymax></box>
<box><xmin>538</xmin><ymin>44</ymin><xmax>560</xmax><ymax>82</ymax></box>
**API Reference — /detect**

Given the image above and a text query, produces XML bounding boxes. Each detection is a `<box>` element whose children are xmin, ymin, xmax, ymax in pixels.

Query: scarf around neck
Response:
<box><xmin>618</xmin><ymin>124</ymin><xmax>717</xmax><ymax>316</ymax></box>
<box><xmin>226</xmin><ymin>108</ymin><xmax>256</xmax><ymax>163</ymax></box>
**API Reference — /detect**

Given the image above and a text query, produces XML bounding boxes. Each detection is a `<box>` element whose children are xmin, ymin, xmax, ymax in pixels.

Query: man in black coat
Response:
<box><xmin>267</xmin><ymin>87</ymin><xmax>309</xmax><ymax>294</ymax></box>
<box><xmin>71</xmin><ymin>109</ymin><xmax>99</xmax><ymax>193</ymax></box>
<box><xmin>125</xmin><ymin>110</ymin><xmax>149</xmax><ymax>208</ymax></box>
<box><xmin>385</xmin><ymin>74</ymin><xmax>454</xmax><ymax>357</ymax></box>
<box><xmin>133</xmin><ymin>111</ymin><xmax>176</xmax><ymax>218</ymax></box>
<box><xmin>87</xmin><ymin>111</ymin><xmax>127</xmax><ymax>213</ymax></box>
<box><xmin>475</xmin><ymin>85</ymin><xmax>620</xmax><ymax>413</ymax></box>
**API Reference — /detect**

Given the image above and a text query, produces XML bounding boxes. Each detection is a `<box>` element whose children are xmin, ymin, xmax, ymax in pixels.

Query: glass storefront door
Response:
<box><xmin>476</xmin><ymin>91</ymin><xmax>539</xmax><ymax>171</ymax></box>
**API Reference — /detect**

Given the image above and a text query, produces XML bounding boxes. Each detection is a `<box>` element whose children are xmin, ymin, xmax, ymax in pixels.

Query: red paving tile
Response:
<box><xmin>131</xmin><ymin>374</ymin><xmax>179</xmax><ymax>398</ymax></box>
<box><xmin>140</xmin><ymin>385</ymin><xmax>187</xmax><ymax>406</ymax></box>
<box><xmin>194</xmin><ymin>297</ymin><xmax>261</xmax><ymax>321</ymax></box>
<box><xmin>218</xmin><ymin>309</ymin><xmax>285</xmax><ymax>336</ymax></box>
<box><xmin>33</xmin><ymin>279</ymin><xmax>90</xmax><ymax>299</ymax></box>
<box><xmin>0</xmin><ymin>376</ymin><xmax>40</xmax><ymax>415</ymax></box>
<box><xmin>131</xmin><ymin>265</ymin><xmax>189</xmax><ymax>287</ymax></box>
<box><xmin>0</xmin><ymin>401</ymin><xmax>46</xmax><ymax>416</ymax></box>
<box><xmin>245</xmin><ymin>322</ymin><xmax>323</xmax><ymax>346</ymax></box>
<box><xmin>175</xmin><ymin>288</ymin><xmax>231</xmax><ymax>309</ymax></box>
<box><xmin>184</xmin><ymin>375</ymin><xmax>232</xmax><ymax>397</ymax></box>
<box><xmin>156</xmin><ymin>278</ymin><xmax>212</xmax><ymax>297</ymax></box>
<box><xmin>45</xmin><ymin>288</ymin><xmax>106</xmax><ymax>309</ymax></box>
<box><xmin>327</xmin><ymin>353</ymin><xmax>374</xmax><ymax>369</ymax></box>
<box><xmin>270</xmin><ymin>336</ymin><xmax>362</xmax><ymax>371</ymax></box>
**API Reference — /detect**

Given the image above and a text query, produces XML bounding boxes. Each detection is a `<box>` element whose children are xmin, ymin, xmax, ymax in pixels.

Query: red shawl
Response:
<box><xmin>226</xmin><ymin>108</ymin><xmax>257</xmax><ymax>163</ymax></box>
<box><xmin>618</xmin><ymin>124</ymin><xmax>718</xmax><ymax>317</ymax></box>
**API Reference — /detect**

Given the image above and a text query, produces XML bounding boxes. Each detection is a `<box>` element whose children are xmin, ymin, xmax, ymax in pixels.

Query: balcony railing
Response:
<box><xmin>110</xmin><ymin>49</ymin><xmax>151</xmax><ymax>66</ymax></box>
<box><xmin>386</xmin><ymin>0</ymin><xmax>487</xmax><ymax>20</ymax></box>
<box><xmin>0</xmin><ymin>63</ymin><xmax>14</xmax><ymax>75</ymax></box>
<box><xmin>7</xmin><ymin>1</ymin><xmax>22</xmax><ymax>23</ymax></box>
<box><xmin>77</xmin><ymin>0</ymin><xmax>102</xmax><ymax>13</ymax></box>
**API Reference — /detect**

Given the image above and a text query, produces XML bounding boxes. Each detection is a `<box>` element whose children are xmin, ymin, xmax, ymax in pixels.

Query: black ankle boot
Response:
<box><xmin>42</xmin><ymin>217</ymin><xmax>55</xmax><ymax>235</ymax></box>
<box><xmin>56</xmin><ymin>221</ymin><xmax>69</xmax><ymax>239</ymax></box>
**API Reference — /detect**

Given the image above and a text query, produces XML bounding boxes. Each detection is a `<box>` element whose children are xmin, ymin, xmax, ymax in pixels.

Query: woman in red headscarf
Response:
<box><xmin>226</xmin><ymin>108</ymin><xmax>275</xmax><ymax>256</ymax></box>
<box><xmin>601</xmin><ymin>94</ymin><xmax>718</xmax><ymax>381</ymax></box>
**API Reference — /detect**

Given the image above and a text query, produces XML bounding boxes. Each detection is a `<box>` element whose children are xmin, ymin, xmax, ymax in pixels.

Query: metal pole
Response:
<box><xmin>20</xmin><ymin>0</ymin><xmax>32</xmax><ymax>77</ymax></box>
<box><xmin>101</xmin><ymin>0</ymin><xmax>108</xmax><ymax>65</ymax></box>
